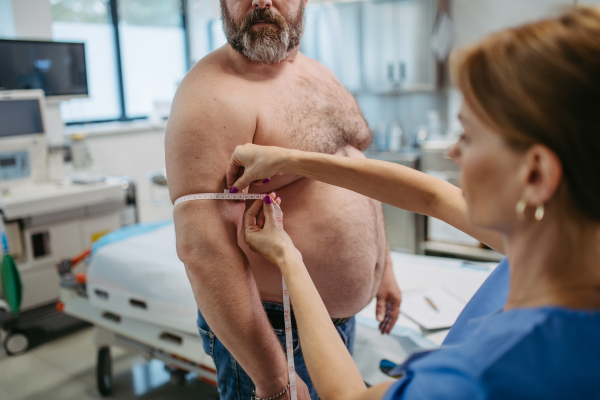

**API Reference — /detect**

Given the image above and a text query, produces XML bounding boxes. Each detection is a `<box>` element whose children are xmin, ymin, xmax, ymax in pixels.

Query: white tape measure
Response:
<box><xmin>174</xmin><ymin>191</ymin><xmax>297</xmax><ymax>400</ymax></box>
<box><xmin>174</xmin><ymin>192</ymin><xmax>267</xmax><ymax>206</ymax></box>
<box><xmin>282</xmin><ymin>277</ymin><xmax>297</xmax><ymax>400</ymax></box>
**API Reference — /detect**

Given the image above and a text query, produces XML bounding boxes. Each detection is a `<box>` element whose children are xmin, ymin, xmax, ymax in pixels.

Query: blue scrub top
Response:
<box><xmin>383</xmin><ymin>258</ymin><xmax>600</xmax><ymax>399</ymax></box>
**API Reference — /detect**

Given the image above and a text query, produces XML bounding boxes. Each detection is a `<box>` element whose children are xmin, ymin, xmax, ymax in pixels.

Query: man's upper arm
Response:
<box><xmin>166</xmin><ymin>75</ymin><xmax>255</xmax><ymax>200</ymax></box>
<box><xmin>165</xmin><ymin>74</ymin><xmax>256</xmax><ymax>260</ymax></box>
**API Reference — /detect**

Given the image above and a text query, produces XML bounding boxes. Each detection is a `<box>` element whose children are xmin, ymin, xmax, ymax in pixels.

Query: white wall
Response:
<box><xmin>10</xmin><ymin>0</ymin><xmax>52</xmax><ymax>39</ymax></box>
<box><xmin>452</xmin><ymin>0</ymin><xmax>600</xmax><ymax>48</ymax></box>
<box><xmin>1</xmin><ymin>0</ymin><xmax>52</xmax><ymax>39</ymax></box>
<box><xmin>452</xmin><ymin>0</ymin><xmax>575</xmax><ymax>48</ymax></box>
<box><xmin>447</xmin><ymin>0</ymin><xmax>598</xmax><ymax>132</ymax></box>
<box><xmin>80</xmin><ymin>128</ymin><xmax>174</xmax><ymax>223</ymax></box>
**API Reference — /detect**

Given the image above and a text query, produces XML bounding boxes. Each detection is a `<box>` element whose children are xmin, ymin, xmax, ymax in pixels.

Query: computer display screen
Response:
<box><xmin>0</xmin><ymin>39</ymin><xmax>88</xmax><ymax>97</ymax></box>
<box><xmin>0</xmin><ymin>99</ymin><xmax>44</xmax><ymax>137</ymax></box>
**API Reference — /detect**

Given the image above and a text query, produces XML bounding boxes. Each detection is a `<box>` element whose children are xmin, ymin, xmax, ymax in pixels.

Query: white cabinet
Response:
<box><xmin>301</xmin><ymin>0</ymin><xmax>437</xmax><ymax>94</ymax></box>
<box><xmin>361</xmin><ymin>0</ymin><xmax>436</xmax><ymax>92</ymax></box>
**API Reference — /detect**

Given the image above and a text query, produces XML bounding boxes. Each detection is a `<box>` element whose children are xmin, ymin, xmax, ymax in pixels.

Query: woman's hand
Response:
<box><xmin>244</xmin><ymin>193</ymin><xmax>302</xmax><ymax>268</ymax></box>
<box><xmin>226</xmin><ymin>144</ymin><xmax>293</xmax><ymax>193</ymax></box>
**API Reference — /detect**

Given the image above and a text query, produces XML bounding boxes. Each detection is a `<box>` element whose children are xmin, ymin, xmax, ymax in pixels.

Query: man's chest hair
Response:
<box><xmin>266</xmin><ymin>75</ymin><xmax>371</xmax><ymax>154</ymax></box>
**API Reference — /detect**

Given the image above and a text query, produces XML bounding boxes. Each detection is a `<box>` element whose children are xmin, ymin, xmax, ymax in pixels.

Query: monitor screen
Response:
<box><xmin>0</xmin><ymin>99</ymin><xmax>44</xmax><ymax>137</ymax></box>
<box><xmin>0</xmin><ymin>39</ymin><xmax>88</xmax><ymax>97</ymax></box>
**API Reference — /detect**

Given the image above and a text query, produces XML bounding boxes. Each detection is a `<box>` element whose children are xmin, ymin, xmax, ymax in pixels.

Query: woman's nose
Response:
<box><xmin>447</xmin><ymin>142</ymin><xmax>460</xmax><ymax>163</ymax></box>
<box><xmin>252</xmin><ymin>0</ymin><xmax>272</xmax><ymax>9</ymax></box>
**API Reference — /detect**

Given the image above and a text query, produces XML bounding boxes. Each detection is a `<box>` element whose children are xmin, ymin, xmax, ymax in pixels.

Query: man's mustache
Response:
<box><xmin>241</xmin><ymin>9</ymin><xmax>284</xmax><ymax>31</ymax></box>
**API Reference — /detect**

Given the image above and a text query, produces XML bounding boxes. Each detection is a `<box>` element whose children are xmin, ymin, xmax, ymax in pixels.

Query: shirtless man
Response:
<box><xmin>165</xmin><ymin>0</ymin><xmax>401</xmax><ymax>398</ymax></box>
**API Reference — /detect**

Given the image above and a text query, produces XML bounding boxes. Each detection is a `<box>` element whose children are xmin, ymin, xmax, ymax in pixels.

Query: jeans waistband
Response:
<box><xmin>263</xmin><ymin>301</ymin><xmax>352</xmax><ymax>330</ymax></box>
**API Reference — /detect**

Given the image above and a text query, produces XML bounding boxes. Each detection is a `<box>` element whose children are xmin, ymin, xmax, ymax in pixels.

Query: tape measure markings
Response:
<box><xmin>174</xmin><ymin>192</ymin><xmax>267</xmax><ymax>206</ymax></box>
<box><xmin>283</xmin><ymin>277</ymin><xmax>298</xmax><ymax>400</ymax></box>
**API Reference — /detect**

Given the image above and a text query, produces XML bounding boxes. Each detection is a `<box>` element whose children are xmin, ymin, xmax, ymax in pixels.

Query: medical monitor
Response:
<box><xmin>0</xmin><ymin>98</ymin><xmax>44</xmax><ymax>138</ymax></box>
<box><xmin>0</xmin><ymin>39</ymin><xmax>88</xmax><ymax>102</ymax></box>
<box><xmin>0</xmin><ymin>90</ymin><xmax>48</xmax><ymax>186</ymax></box>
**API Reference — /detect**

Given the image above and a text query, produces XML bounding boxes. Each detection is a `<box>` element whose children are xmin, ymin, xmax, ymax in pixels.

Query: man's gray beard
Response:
<box><xmin>221</xmin><ymin>4</ymin><xmax>304</xmax><ymax>64</ymax></box>
<box><xmin>240</xmin><ymin>28</ymin><xmax>292</xmax><ymax>64</ymax></box>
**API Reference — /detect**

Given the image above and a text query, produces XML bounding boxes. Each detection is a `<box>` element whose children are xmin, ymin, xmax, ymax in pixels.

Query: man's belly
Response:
<box><xmin>237</xmin><ymin>177</ymin><xmax>387</xmax><ymax>318</ymax></box>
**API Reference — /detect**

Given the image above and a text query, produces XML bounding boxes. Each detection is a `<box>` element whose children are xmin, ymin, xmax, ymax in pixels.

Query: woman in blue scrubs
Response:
<box><xmin>227</xmin><ymin>6</ymin><xmax>600</xmax><ymax>399</ymax></box>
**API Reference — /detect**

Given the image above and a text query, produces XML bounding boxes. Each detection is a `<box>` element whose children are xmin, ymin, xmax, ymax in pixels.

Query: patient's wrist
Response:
<box><xmin>255</xmin><ymin>374</ymin><xmax>289</xmax><ymax>399</ymax></box>
<box><xmin>254</xmin><ymin>382</ymin><xmax>290</xmax><ymax>400</ymax></box>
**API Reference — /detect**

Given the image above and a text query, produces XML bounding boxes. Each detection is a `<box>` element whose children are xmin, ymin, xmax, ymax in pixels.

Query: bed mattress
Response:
<box><xmin>87</xmin><ymin>222</ymin><xmax>199</xmax><ymax>335</ymax></box>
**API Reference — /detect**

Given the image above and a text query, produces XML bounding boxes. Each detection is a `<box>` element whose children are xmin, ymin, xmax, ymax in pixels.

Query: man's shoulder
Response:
<box><xmin>179</xmin><ymin>49</ymin><xmax>246</xmax><ymax>103</ymax></box>
<box><xmin>168</xmin><ymin>50</ymin><xmax>255</xmax><ymax>136</ymax></box>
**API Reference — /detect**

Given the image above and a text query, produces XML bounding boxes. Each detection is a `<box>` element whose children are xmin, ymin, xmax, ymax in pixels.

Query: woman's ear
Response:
<box><xmin>520</xmin><ymin>144</ymin><xmax>563</xmax><ymax>205</ymax></box>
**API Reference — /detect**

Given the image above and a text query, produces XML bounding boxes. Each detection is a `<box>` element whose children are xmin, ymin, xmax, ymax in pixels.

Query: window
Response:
<box><xmin>118</xmin><ymin>0</ymin><xmax>187</xmax><ymax>118</ymax></box>
<box><xmin>51</xmin><ymin>0</ymin><xmax>121</xmax><ymax>122</ymax></box>
<box><xmin>50</xmin><ymin>0</ymin><xmax>189</xmax><ymax>124</ymax></box>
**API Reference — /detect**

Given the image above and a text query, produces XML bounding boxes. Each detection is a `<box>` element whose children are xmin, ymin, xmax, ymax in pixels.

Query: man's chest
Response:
<box><xmin>252</xmin><ymin>74</ymin><xmax>371</xmax><ymax>154</ymax></box>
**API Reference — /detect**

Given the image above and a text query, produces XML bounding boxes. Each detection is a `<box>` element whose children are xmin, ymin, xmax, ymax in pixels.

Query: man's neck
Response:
<box><xmin>225</xmin><ymin>44</ymin><xmax>301</xmax><ymax>78</ymax></box>
<box><xmin>504</xmin><ymin>209</ymin><xmax>600</xmax><ymax>310</ymax></box>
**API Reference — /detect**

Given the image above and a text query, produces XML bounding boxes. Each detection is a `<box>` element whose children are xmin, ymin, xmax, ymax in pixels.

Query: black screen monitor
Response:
<box><xmin>0</xmin><ymin>98</ymin><xmax>44</xmax><ymax>138</ymax></box>
<box><xmin>0</xmin><ymin>39</ymin><xmax>88</xmax><ymax>100</ymax></box>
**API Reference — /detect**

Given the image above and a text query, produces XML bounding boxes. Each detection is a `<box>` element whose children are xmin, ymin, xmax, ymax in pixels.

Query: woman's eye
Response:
<box><xmin>459</xmin><ymin>131</ymin><xmax>470</xmax><ymax>144</ymax></box>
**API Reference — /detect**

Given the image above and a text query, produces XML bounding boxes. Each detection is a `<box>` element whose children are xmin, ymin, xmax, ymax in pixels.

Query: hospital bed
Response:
<box><xmin>56</xmin><ymin>221</ymin><xmax>494</xmax><ymax>396</ymax></box>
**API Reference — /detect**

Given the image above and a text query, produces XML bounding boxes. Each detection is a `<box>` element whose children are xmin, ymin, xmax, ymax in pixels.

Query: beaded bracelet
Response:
<box><xmin>252</xmin><ymin>382</ymin><xmax>290</xmax><ymax>400</ymax></box>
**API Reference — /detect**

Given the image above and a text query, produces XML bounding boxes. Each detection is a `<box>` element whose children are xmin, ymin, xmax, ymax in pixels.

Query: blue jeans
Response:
<box><xmin>197</xmin><ymin>301</ymin><xmax>356</xmax><ymax>400</ymax></box>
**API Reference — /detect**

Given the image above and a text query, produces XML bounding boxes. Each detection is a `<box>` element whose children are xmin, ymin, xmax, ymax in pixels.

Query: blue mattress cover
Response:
<box><xmin>92</xmin><ymin>220</ymin><xmax>173</xmax><ymax>253</ymax></box>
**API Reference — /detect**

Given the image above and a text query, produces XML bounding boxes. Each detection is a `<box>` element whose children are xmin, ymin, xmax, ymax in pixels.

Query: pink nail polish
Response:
<box><xmin>276</xmin><ymin>197</ymin><xmax>281</xmax><ymax>202</ymax></box>
<box><xmin>264</xmin><ymin>196</ymin><xmax>272</xmax><ymax>205</ymax></box>
<box><xmin>263</xmin><ymin>178</ymin><xmax>271</xmax><ymax>183</ymax></box>
<box><xmin>230</xmin><ymin>186</ymin><xmax>238</xmax><ymax>193</ymax></box>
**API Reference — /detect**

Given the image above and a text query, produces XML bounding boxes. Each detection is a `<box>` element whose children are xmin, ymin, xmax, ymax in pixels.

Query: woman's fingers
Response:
<box><xmin>249</xmin><ymin>177</ymin><xmax>273</xmax><ymax>188</ymax></box>
<box><xmin>257</xmin><ymin>211</ymin><xmax>265</xmax><ymax>229</ymax></box>
<box><xmin>244</xmin><ymin>199</ymin><xmax>263</xmax><ymax>230</ymax></box>
<box><xmin>262</xmin><ymin>193</ymin><xmax>283</xmax><ymax>230</ymax></box>
<box><xmin>227</xmin><ymin>144</ymin><xmax>288</xmax><ymax>193</ymax></box>
<box><xmin>226</xmin><ymin>156</ymin><xmax>244</xmax><ymax>191</ymax></box>
<box><xmin>230</xmin><ymin>174</ymin><xmax>269</xmax><ymax>194</ymax></box>
<box><xmin>230</xmin><ymin>173</ymin><xmax>274</xmax><ymax>193</ymax></box>
<box><xmin>244</xmin><ymin>194</ymin><xmax>282</xmax><ymax>233</ymax></box>
<box><xmin>227</xmin><ymin>147</ymin><xmax>255</xmax><ymax>192</ymax></box>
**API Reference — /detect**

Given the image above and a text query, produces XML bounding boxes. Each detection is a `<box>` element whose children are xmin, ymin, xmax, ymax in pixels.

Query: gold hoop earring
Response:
<box><xmin>535</xmin><ymin>204</ymin><xmax>545</xmax><ymax>221</ymax></box>
<box><xmin>516</xmin><ymin>199</ymin><xmax>526</xmax><ymax>220</ymax></box>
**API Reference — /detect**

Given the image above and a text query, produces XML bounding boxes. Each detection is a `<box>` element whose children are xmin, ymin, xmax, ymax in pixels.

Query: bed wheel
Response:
<box><xmin>96</xmin><ymin>346</ymin><xmax>113</xmax><ymax>396</ymax></box>
<box><xmin>168</xmin><ymin>367</ymin><xmax>188</xmax><ymax>386</ymax></box>
<box><xmin>3</xmin><ymin>331</ymin><xmax>29</xmax><ymax>356</ymax></box>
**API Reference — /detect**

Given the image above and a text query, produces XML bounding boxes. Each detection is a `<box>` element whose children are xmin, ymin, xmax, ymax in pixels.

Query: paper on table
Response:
<box><xmin>400</xmin><ymin>287</ymin><xmax>465</xmax><ymax>330</ymax></box>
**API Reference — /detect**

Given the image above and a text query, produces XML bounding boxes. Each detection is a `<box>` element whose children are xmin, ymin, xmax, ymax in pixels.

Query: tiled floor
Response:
<box><xmin>0</xmin><ymin>327</ymin><xmax>219</xmax><ymax>400</ymax></box>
